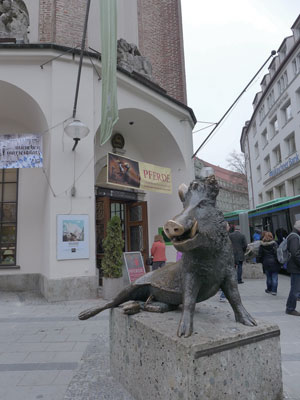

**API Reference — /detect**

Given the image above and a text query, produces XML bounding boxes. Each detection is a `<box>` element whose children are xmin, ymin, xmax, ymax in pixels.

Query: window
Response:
<box><xmin>254</xmin><ymin>142</ymin><xmax>259</xmax><ymax>158</ymax></box>
<box><xmin>266</xmin><ymin>189</ymin><xmax>274</xmax><ymax>201</ymax></box>
<box><xmin>292</xmin><ymin>176</ymin><xmax>300</xmax><ymax>196</ymax></box>
<box><xmin>285</xmin><ymin>132</ymin><xmax>296</xmax><ymax>156</ymax></box>
<box><xmin>277</xmin><ymin>71</ymin><xmax>288</xmax><ymax>94</ymax></box>
<box><xmin>270</xmin><ymin>117</ymin><xmax>279</xmax><ymax>138</ymax></box>
<box><xmin>261</xmin><ymin>129</ymin><xmax>268</xmax><ymax>147</ymax></box>
<box><xmin>264</xmin><ymin>155</ymin><xmax>271</xmax><ymax>172</ymax></box>
<box><xmin>0</xmin><ymin>169</ymin><xmax>18</xmax><ymax>266</ymax></box>
<box><xmin>292</xmin><ymin>53</ymin><xmax>300</xmax><ymax>76</ymax></box>
<box><xmin>281</xmin><ymin>101</ymin><xmax>292</xmax><ymax>124</ymax></box>
<box><xmin>273</xmin><ymin>145</ymin><xmax>282</xmax><ymax>165</ymax></box>
<box><xmin>277</xmin><ymin>183</ymin><xmax>286</xmax><ymax>197</ymax></box>
<box><xmin>267</xmin><ymin>90</ymin><xmax>275</xmax><ymax>110</ymax></box>
<box><xmin>252</xmin><ymin>121</ymin><xmax>257</xmax><ymax>137</ymax></box>
<box><xmin>256</xmin><ymin>165</ymin><xmax>262</xmax><ymax>181</ymax></box>
<box><xmin>258</xmin><ymin>193</ymin><xmax>263</xmax><ymax>204</ymax></box>
<box><xmin>296</xmin><ymin>88</ymin><xmax>300</xmax><ymax>110</ymax></box>
<box><xmin>259</xmin><ymin>104</ymin><xmax>265</xmax><ymax>123</ymax></box>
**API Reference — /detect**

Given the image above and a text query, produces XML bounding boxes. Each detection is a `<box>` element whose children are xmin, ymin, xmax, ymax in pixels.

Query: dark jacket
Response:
<box><xmin>258</xmin><ymin>241</ymin><xmax>281</xmax><ymax>273</ymax></box>
<box><xmin>287</xmin><ymin>229</ymin><xmax>300</xmax><ymax>274</ymax></box>
<box><xmin>229</xmin><ymin>231</ymin><xmax>247</xmax><ymax>263</ymax></box>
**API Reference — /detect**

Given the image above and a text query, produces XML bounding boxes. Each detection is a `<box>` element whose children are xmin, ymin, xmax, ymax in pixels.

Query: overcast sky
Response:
<box><xmin>181</xmin><ymin>0</ymin><xmax>300</xmax><ymax>169</ymax></box>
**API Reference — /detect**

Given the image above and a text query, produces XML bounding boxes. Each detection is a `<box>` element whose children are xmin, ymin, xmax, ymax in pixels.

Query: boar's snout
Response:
<box><xmin>164</xmin><ymin>220</ymin><xmax>185</xmax><ymax>239</ymax></box>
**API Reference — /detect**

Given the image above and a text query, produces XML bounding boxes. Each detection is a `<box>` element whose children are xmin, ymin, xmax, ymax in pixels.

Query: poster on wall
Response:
<box><xmin>57</xmin><ymin>215</ymin><xmax>89</xmax><ymax>260</ymax></box>
<box><xmin>0</xmin><ymin>134</ymin><xmax>43</xmax><ymax>169</ymax></box>
<box><xmin>107</xmin><ymin>153</ymin><xmax>172</xmax><ymax>194</ymax></box>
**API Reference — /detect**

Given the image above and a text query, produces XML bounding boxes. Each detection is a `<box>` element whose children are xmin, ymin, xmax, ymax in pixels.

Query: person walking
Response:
<box><xmin>151</xmin><ymin>234</ymin><xmax>166</xmax><ymax>271</ymax></box>
<box><xmin>229</xmin><ymin>225</ymin><xmax>247</xmax><ymax>284</ymax></box>
<box><xmin>258</xmin><ymin>231</ymin><xmax>281</xmax><ymax>295</ymax></box>
<box><xmin>285</xmin><ymin>221</ymin><xmax>300</xmax><ymax>316</ymax></box>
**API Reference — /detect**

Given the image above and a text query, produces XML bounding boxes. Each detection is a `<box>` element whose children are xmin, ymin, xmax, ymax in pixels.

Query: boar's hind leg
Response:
<box><xmin>78</xmin><ymin>284</ymin><xmax>150</xmax><ymax>320</ymax></box>
<box><xmin>221</xmin><ymin>276</ymin><xmax>257</xmax><ymax>327</ymax></box>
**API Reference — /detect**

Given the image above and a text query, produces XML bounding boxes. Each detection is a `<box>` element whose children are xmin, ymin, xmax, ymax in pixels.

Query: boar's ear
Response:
<box><xmin>205</xmin><ymin>175</ymin><xmax>219</xmax><ymax>199</ymax></box>
<box><xmin>178</xmin><ymin>183</ymin><xmax>188</xmax><ymax>202</ymax></box>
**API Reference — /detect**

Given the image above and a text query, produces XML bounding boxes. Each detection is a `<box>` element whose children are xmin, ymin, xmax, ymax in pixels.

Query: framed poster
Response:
<box><xmin>57</xmin><ymin>215</ymin><xmax>89</xmax><ymax>260</ymax></box>
<box><xmin>123</xmin><ymin>252</ymin><xmax>145</xmax><ymax>283</ymax></box>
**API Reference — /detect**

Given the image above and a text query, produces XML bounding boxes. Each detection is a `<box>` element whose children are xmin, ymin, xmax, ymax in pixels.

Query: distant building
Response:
<box><xmin>241</xmin><ymin>14</ymin><xmax>300</xmax><ymax>208</ymax></box>
<box><xmin>194</xmin><ymin>158</ymin><xmax>249</xmax><ymax>213</ymax></box>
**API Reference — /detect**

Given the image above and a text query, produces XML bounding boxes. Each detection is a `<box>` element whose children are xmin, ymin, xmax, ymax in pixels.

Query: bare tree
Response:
<box><xmin>226</xmin><ymin>150</ymin><xmax>246</xmax><ymax>177</ymax></box>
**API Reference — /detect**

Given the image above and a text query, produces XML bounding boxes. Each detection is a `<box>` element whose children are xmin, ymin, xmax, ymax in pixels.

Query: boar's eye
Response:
<box><xmin>197</xmin><ymin>200</ymin><xmax>207</xmax><ymax>208</ymax></box>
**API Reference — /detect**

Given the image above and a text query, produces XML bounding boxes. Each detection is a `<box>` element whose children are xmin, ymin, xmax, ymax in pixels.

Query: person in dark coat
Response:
<box><xmin>258</xmin><ymin>231</ymin><xmax>281</xmax><ymax>295</ymax></box>
<box><xmin>229</xmin><ymin>225</ymin><xmax>247</xmax><ymax>284</ymax></box>
<box><xmin>286</xmin><ymin>221</ymin><xmax>300</xmax><ymax>316</ymax></box>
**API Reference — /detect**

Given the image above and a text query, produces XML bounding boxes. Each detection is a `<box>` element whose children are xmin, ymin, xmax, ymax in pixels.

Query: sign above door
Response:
<box><xmin>107</xmin><ymin>153</ymin><xmax>172</xmax><ymax>194</ymax></box>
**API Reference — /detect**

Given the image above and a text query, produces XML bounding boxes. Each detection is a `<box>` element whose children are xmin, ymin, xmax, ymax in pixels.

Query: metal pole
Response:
<box><xmin>72</xmin><ymin>0</ymin><xmax>92</xmax><ymax>119</ymax></box>
<box><xmin>192</xmin><ymin>50</ymin><xmax>277</xmax><ymax>159</ymax></box>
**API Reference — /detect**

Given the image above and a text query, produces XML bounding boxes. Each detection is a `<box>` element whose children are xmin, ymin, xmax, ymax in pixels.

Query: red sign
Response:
<box><xmin>123</xmin><ymin>252</ymin><xmax>145</xmax><ymax>283</ymax></box>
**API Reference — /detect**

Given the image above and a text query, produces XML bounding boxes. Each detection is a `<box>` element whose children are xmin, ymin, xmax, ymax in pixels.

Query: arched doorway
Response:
<box><xmin>0</xmin><ymin>80</ymin><xmax>48</xmax><ymax>270</ymax></box>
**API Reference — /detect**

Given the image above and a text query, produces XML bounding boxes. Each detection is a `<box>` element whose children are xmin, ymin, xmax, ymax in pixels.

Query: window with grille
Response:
<box><xmin>0</xmin><ymin>169</ymin><xmax>18</xmax><ymax>266</ymax></box>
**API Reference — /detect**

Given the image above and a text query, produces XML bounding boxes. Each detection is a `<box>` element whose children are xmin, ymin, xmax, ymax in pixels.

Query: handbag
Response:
<box><xmin>146</xmin><ymin>257</ymin><xmax>153</xmax><ymax>266</ymax></box>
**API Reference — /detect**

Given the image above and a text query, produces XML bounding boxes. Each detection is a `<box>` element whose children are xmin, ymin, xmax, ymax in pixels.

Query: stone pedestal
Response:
<box><xmin>243</xmin><ymin>262</ymin><xmax>264</xmax><ymax>279</ymax></box>
<box><xmin>110</xmin><ymin>303</ymin><xmax>283</xmax><ymax>400</ymax></box>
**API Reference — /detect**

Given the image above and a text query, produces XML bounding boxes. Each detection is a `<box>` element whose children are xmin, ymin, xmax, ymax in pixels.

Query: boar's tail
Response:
<box><xmin>78</xmin><ymin>284</ymin><xmax>148</xmax><ymax>320</ymax></box>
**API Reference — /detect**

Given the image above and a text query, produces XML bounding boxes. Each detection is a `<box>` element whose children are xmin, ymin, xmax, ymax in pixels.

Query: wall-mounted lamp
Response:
<box><xmin>64</xmin><ymin>119</ymin><xmax>90</xmax><ymax>151</ymax></box>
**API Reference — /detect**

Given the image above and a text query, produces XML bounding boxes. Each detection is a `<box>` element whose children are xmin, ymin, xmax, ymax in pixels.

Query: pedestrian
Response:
<box><xmin>253</xmin><ymin>229</ymin><xmax>261</xmax><ymax>242</ymax></box>
<box><xmin>258</xmin><ymin>231</ymin><xmax>281</xmax><ymax>295</ymax></box>
<box><xmin>220</xmin><ymin>221</ymin><xmax>231</xmax><ymax>301</ymax></box>
<box><xmin>229</xmin><ymin>225</ymin><xmax>247</xmax><ymax>284</ymax></box>
<box><xmin>285</xmin><ymin>221</ymin><xmax>300</xmax><ymax>316</ymax></box>
<box><xmin>151</xmin><ymin>234</ymin><xmax>166</xmax><ymax>271</ymax></box>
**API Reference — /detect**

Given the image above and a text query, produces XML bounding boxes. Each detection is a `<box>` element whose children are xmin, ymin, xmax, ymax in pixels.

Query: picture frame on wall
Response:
<box><xmin>57</xmin><ymin>215</ymin><xmax>89</xmax><ymax>260</ymax></box>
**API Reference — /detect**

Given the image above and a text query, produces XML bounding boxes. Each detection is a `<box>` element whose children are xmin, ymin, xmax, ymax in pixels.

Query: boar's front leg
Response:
<box><xmin>177</xmin><ymin>271</ymin><xmax>200</xmax><ymax>338</ymax></box>
<box><xmin>221</xmin><ymin>273</ymin><xmax>256</xmax><ymax>326</ymax></box>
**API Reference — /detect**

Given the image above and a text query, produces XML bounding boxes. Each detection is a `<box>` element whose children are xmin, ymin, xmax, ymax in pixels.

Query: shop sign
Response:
<box><xmin>107</xmin><ymin>153</ymin><xmax>172</xmax><ymax>194</ymax></box>
<box><xmin>123</xmin><ymin>252</ymin><xmax>145</xmax><ymax>283</ymax></box>
<box><xmin>269</xmin><ymin>153</ymin><xmax>300</xmax><ymax>178</ymax></box>
<box><xmin>0</xmin><ymin>134</ymin><xmax>43</xmax><ymax>169</ymax></box>
<box><xmin>57</xmin><ymin>215</ymin><xmax>89</xmax><ymax>260</ymax></box>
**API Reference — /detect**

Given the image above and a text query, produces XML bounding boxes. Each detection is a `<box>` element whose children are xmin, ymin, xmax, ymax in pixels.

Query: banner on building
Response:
<box><xmin>107</xmin><ymin>153</ymin><xmax>172</xmax><ymax>194</ymax></box>
<box><xmin>0</xmin><ymin>134</ymin><xmax>43</xmax><ymax>169</ymax></box>
<box><xmin>99</xmin><ymin>0</ymin><xmax>118</xmax><ymax>145</ymax></box>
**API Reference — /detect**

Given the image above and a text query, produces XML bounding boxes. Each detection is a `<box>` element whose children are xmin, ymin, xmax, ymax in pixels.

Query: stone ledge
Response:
<box><xmin>110</xmin><ymin>303</ymin><xmax>283</xmax><ymax>400</ymax></box>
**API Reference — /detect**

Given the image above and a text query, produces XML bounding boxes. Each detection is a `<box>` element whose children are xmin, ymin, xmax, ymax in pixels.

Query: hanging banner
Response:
<box><xmin>0</xmin><ymin>134</ymin><xmax>43</xmax><ymax>169</ymax></box>
<box><xmin>99</xmin><ymin>0</ymin><xmax>118</xmax><ymax>145</ymax></box>
<box><xmin>107</xmin><ymin>153</ymin><xmax>172</xmax><ymax>194</ymax></box>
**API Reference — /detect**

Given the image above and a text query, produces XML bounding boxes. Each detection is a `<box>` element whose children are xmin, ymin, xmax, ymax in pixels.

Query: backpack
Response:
<box><xmin>277</xmin><ymin>233</ymin><xmax>299</xmax><ymax>264</ymax></box>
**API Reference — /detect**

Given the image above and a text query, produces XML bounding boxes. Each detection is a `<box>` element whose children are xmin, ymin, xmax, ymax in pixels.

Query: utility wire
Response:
<box><xmin>192</xmin><ymin>50</ymin><xmax>277</xmax><ymax>159</ymax></box>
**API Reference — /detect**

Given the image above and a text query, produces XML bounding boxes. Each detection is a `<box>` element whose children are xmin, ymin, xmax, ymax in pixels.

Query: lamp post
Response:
<box><xmin>64</xmin><ymin>119</ymin><xmax>90</xmax><ymax>151</ymax></box>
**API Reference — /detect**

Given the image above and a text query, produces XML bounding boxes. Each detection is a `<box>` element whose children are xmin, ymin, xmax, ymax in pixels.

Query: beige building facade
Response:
<box><xmin>0</xmin><ymin>0</ymin><xmax>195</xmax><ymax>300</ymax></box>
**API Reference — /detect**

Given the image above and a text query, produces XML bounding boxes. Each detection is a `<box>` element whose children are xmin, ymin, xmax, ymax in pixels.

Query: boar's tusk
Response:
<box><xmin>178</xmin><ymin>183</ymin><xmax>188</xmax><ymax>202</ymax></box>
<box><xmin>190</xmin><ymin>220</ymin><xmax>198</xmax><ymax>238</ymax></box>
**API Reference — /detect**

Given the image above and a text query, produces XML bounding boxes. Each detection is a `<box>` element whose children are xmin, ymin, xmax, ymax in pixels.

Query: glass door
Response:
<box><xmin>126</xmin><ymin>201</ymin><xmax>149</xmax><ymax>269</ymax></box>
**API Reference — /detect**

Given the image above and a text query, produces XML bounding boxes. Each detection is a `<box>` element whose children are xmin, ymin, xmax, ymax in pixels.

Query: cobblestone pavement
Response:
<box><xmin>0</xmin><ymin>274</ymin><xmax>299</xmax><ymax>399</ymax></box>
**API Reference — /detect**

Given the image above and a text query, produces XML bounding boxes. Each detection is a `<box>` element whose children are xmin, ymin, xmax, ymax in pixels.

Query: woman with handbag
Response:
<box><xmin>151</xmin><ymin>234</ymin><xmax>166</xmax><ymax>271</ymax></box>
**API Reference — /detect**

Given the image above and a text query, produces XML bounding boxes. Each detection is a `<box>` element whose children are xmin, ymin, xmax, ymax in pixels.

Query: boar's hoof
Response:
<box><xmin>177</xmin><ymin>313</ymin><xmax>193</xmax><ymax>338</ymax></box>
<box><xmin>236</xmin><ymin>309</ymin><xmax>257</xmax><ymax>326</ymax></box>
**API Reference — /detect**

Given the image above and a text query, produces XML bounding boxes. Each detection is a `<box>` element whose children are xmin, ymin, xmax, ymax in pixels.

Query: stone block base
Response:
<box><xmin>243</xmin><ymin>262</ymin><xmax>264</xmax><ymax>279</ymax></box>
<box><xmin>110</xmin><ymin>303</ymin><xmax>283</xmax><ymax>400</ymax></box>
<box><xmin>39</xmin><ymin>275</ymin><xmax>98</xmax><ymax>301</ymax></box>
<box><xmin>0</xmin><ymin>273</ymin><xmax>98</xmax><ymax>301</ymax></box>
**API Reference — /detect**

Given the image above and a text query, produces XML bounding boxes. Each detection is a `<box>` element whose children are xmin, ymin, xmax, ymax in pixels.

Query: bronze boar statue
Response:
<box><xmin>79</xmin><ymin>176</ymin><xmax>256</xmax><ymax>337</ymax></box>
